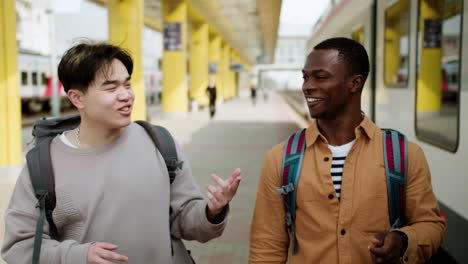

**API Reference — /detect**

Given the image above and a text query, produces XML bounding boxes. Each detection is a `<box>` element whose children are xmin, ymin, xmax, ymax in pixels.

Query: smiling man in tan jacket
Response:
<box><xmin>249</xmin><ymin>37</ymin><xmax>445</xmax><ymax>264</ymax></box>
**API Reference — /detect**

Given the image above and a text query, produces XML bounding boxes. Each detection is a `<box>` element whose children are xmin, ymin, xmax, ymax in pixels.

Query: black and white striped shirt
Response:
<box><xmin>328</xmin><ymin>140</ymin><xmax>355</xmax><ymax>200</ymax></box>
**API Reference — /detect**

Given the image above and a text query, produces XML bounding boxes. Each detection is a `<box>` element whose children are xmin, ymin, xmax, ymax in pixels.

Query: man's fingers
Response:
<box><xmin>94</xmin><ymin>242</ymin><xmax>118</xmax><ymax>250</ymax></box>
<box><xmin>226</xmin><ymin>168</ymin><xmax>242</xmax><ymax>185</ymax></box>
<box><xmin>369</xmin><ymin>245</ymin><xmax>389</xmax><ymax>257</ymax></box>
<box><xmin>370</xmin><ymin>238</ymin><xmax>383</xmax><ymax>247</ymax></box>
<box><xmin>206</xmin><ymin>190</ymin><xmax>218</xmax><ymax>202</ymax></box>
<box><xmin>374</xmin><ymin>232</ymin><xmax>387</xmax><ymax>242</ymax></box>
<box><xmin>206</xmin><ymin>184</ymin><xmax>220</xmax><ymax>194</ymax></box>
<box><xmin>98</xmin><ymin>248</ymin><xmax>128</xmax><ymax>262</ymax></box>
<box><xmin>231</xmin><ymin>168</ymin><xmax>242</xmax><ymax>178</ymax></box>
<box><xmin>229</xmin><ymin>176</ymin><xmax>242</xmax><ymax>194</ymax></box>
<box><xmin>206</xmin><ymin>188</ymin><xmax>223</xmax><ymax>209</ymax></box>
<box><xmin>210</xmin><ymin>173</ymin><xmax>228</xmax><ymax>188</ymax></box>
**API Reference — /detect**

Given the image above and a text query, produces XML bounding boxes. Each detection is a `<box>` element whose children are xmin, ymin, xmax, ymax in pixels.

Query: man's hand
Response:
<box><xmin>206</xmin><ymin>168</ymin><xmax>242</xmax><ymax>221</ymax></box>
<box><xmin>368</xmin><ymin>231</ymin><xmax>407</xmax><ymax>264</ymax></box>
<box><xmin>87</xmin><ymin>242</ymin><xmax>128</xmax><ymax>264</ymax></box>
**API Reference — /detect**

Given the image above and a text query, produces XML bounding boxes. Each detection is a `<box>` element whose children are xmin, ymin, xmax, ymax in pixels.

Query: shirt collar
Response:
<box><xmin>305</xmin><ymin>115</ymin><xmax>378</xmax><ymax>148</ymax></box>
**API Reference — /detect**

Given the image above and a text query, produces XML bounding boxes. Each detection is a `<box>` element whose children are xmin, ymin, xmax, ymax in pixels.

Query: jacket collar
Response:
<box><xmin>305</xmin><ymin>115</ymin><xmax>378</xmax><ymax>147</ymax></box>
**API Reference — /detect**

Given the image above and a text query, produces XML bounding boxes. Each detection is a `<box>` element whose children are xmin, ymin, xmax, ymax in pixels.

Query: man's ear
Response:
<box><xmin>67</xmin><ymin>89</ymin><xmax>85</xmax><ymax>109</ymax></box>
<box><xmin>349</xmin><ymin>74</ymin><xmax>364</xmax><ymax>93</ymax></box>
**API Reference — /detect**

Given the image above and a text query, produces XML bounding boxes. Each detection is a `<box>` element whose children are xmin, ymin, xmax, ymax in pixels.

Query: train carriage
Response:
<box><xmin>17</xmin><ymin>51</ymin><xmax>66</xmax><ymax>113</ymax></box>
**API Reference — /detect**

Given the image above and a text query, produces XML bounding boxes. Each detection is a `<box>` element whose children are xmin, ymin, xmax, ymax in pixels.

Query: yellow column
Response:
<box><xmin>189</xmin><ymin>22</ymin><xmax>209</xmax><ymax>106</ymax></box>
<box><xmin>162</xmin><ymin>0</ymin><xmax>188</xmax><ymax>113</ymax></box>
<box><xmin>209</xmin><ymin>34</ymin><xmax>221</xmax><ymax>100</ymax></box>
<box><xmin>228</xmin><ymin>48</ymin><xmax>236</xmax><ymax>98</ymax></box>
<box><xmin>384</xmin><ymin>20</ymin><xmax>400</xmax><ymax>85</ymax></box>
<box><xmin>220</xmin><ymin>42</ymin><xmax>230</xmax><ymax>100</ymax></box>
<box><xmin>352</xmin><ymin>27</ymin><xmax>364</xmax><ymax>45</ymax></box>
<box><xmin>0</xmin><ymin>0</ymin><xmax>21</xmax><ymax>165</ymax></box>
<box><xmin>417</xmin><ymin>0</ymin><xmax>442</xmax><ymax>112</ymax></box>
<box><xmin>108</xmin><ymin>0</ymin><xmax>146</xmax><ymax>120</ymax></box>
<box><xmin>233</xmin><ymin>52</ymin><xmax>241</xmax><ymax>97</ymax></box>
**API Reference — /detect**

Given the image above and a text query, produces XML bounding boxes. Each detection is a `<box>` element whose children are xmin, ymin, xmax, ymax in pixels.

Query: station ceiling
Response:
<box><xmin>90</xmin><ymin>0</ymin><xmax>281</xmax><ymax>64</ymax></box>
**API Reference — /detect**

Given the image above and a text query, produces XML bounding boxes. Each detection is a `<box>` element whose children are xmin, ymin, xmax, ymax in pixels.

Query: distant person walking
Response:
<box><xmin>250</xmin><ymin>84</ymin><xmax>257</xmax><ymax>106</ymax></box>
<box><xmin>206</xmin><ymin>77</ymin><xmax>217</xmax><ymax>118</ymax></box>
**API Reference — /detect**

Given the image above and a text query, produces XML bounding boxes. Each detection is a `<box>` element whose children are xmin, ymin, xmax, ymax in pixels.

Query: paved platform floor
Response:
<box><xmin>0</xmin><ymin>90</ymin><xmax>307</xmax><ymax>263</ymax></box>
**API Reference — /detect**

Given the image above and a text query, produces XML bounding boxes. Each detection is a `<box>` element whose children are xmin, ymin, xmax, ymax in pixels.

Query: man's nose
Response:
<box><xmin>303</xmin><ymin>80</ymin><xmax>317</xmax><ymax>93</ymax></box>
<box><xmin>118</xmin><ymin>87</ymin><xmax>133</xmax><ymax>101</ymax></box>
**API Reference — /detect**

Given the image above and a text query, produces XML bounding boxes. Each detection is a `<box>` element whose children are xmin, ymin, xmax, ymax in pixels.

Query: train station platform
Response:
<box><xmin>0</xmin><ymin>89</ymin><xmax>307</xmax><ymax>264</ymax></box>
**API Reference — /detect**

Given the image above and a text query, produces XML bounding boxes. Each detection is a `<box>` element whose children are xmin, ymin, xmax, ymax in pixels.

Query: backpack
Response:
<box><xmin>26</xmin><ymin>114</ymin><xmax>183</xmax><ymax>264</ymax></box>
<box><xmin>276</xmin><ymin>128</ymin><xmax>407</xmax><ymax>254</ymax></box>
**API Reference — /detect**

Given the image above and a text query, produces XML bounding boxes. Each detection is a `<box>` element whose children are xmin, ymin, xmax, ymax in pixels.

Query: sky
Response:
<box><xmin>279</xmin><ymin>0</ymin><xmax>331</xmax><ymax>37</ymax></box>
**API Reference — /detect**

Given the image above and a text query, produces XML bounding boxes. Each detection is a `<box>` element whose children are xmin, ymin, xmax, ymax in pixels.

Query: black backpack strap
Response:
<box><xmin>26</xmin><ymin>136</ymin><xmax>59</xmax><ymax>264</ymax></box>
<box><xmin>135</xmin><ymin>121</ymin><xmax>183</xmax><ymax>184</ymax></box>
<box><xmin>136</xmin><ymin>121</ymin><xmax>184</xmax><ymax>257</ymax></box>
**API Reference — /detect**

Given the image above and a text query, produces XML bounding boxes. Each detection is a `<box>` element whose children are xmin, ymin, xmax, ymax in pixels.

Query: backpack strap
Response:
<box><xmin>135</xmin><ymin>121</ymin><xmax>183</xmax><ymax>184</ymax></box>
<box><xmin>382</xmin><ymin>129</ymin><xmax>408</xmax><ymax>229</ymax></box>
<box><xmin>276</xmin><ymin>128</ymin><xmax>306</xmax><ymax>255</ymax></box>
<box><xmin>26</xmin><ymin>137</ymin><xmax>59</xmax><ymax>264</ymax></box>
<box><xmin>136</xmin><ymin>121</ymin><xmax>183</xmax><ymax>256</ymax></box>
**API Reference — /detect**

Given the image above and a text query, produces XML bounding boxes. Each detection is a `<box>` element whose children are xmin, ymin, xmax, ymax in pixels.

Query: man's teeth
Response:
<box><xmin>121</xmin><ymin>107</ymin><xmax>129</xmax><ymax>111</ymax></box>
<box><xmin>306</xmin><ymin>98</ymin><xmax>321</xmax><ymax>103</ymax></box>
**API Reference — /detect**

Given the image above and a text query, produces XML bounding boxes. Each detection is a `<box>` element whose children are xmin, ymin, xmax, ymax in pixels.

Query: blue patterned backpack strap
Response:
<box><xmin>276</xmin><ymin>128</ymin><xmax>306</xmax><ymax>254</ymax></box>
<box><xmin>382</xmin><ymin>129</ymin><xmax>408</xmax><ymax>229</ymax></box>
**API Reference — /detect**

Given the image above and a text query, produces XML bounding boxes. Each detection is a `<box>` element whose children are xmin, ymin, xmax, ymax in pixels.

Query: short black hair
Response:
<box><xmin>314</xmin><ymin>37</ymin><xmax>369</xmax><ymax>86</ymax></box>
<box><xmin>58</xmin><ymin>41</ymin><xmax>133</xmax><ymax>93</ymax></box>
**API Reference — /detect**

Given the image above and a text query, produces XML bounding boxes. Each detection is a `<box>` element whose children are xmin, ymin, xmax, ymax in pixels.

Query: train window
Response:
<box><xmin>31</xmin><ymin>72</ymin><xmax>38</xmax><ymax>85</ymax></box>
<box><xmin>41</xmin><ymin>73</ymin><xmax>48</xmax><ymax>85</ymax></box>
<box><xmin>415</xmin><ymin>0</ymin><xmax>462</xmax><ymax>152</ymax></box>
<box><xmin>384</xmin><ymin>0</ymin><xmax>410</xmax><ymax>87</ymax></box>
<box><xmin>21</xmin><ymin>72</ymin><xmax>28</xmax><ymax>85</ymax></box>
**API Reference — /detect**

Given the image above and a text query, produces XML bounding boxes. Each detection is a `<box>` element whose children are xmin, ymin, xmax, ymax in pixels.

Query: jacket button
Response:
<box><xmin>340</xmin><ymin>229</ymin><xmax>346</xmax><ymax>235</ymax></box>
<box><xmin>328</xmin><ymin>194</ymin><xmax>334</xmax><ymax>199</ymax></box>
<box><xmin>324</xmin><ymin>157</ymin><xmax>330</xmax><ymax>161</ymax></box>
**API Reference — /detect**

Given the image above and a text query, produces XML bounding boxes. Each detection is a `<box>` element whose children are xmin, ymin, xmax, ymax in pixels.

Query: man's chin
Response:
<box><xmin>109</xmin><ymin>117</ymin><xmax>132</xmax><ymax>130</ymax></box>
<box><xmin>309</xmin><ymin>111</ymin><xmax>321</xmax><ymax>119</ymax></box>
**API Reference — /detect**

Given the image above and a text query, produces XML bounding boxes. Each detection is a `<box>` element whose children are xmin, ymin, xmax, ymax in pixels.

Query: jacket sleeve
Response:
<box><xmin>1</xmin><ymin>166</ymin><xmax>91</xmax><ymax>264</ymax></box>
<box><xmin>394</xmin><ymin>143</ymin><xmax>446</xmax><ymax>264</ymax></box>
<box><xmin>249</xmin><ymin>144</ymin><xmax>289</xmax><ymax>263</ymax></box>
<box><xmin>169</xmin><ymin>141</ymin><xmax>228</xmax><ymax>242</ymax></box>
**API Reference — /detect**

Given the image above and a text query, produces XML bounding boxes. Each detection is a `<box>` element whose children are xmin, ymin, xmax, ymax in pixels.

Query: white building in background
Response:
<box><xmin>254</xmin><ymin>35</ymin><xmax>307</xmax><ymax>91</ymax></box>
<box><xmin>143</xmin><ymin>27</ymin><xmax>163</xmax><ymax>103</ymax></box>
<box><xmin>16</xmin><ymin>0</ymin><xmax>51</xmax><ymax>55</ymax></box>
<box><xmin>274</xmin><ymin>36</ymin><xmax>308</xmax><ymax>65</ymax></box>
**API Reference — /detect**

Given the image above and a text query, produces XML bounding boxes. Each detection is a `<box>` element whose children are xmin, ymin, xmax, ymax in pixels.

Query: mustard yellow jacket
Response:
<box><xmin>249</xmin><ymin>117</ymin><xmax>445</xmax><ymax>264</ymax></box>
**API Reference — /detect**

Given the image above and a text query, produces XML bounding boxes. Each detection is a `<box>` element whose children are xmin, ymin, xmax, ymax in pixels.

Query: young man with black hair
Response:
<box><xmin>2</xmin><ymin>42</ymin><xmax>241</xmax><ymax>263</ymax></box>
<box><xmin>249</xmin><ymin>37</ymin><xmax>445</xmax><ymax>264</ymax></box>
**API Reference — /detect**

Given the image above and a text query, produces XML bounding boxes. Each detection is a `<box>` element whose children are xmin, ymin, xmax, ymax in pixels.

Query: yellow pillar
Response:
<box><xmin>0</xmin><ymin>0</ymin><xmax>22</xmax><ymax>165</ymax></box>
<box><xmin>220</xmin><ymin>42</ymin><xmax>230</xmax><ymax>100</ymax></box>
<box><xmin>189</xmin><ymin>22</ymin><xmax>209</xmax><ymax>106</ymax></box>
<box><xmin>161</xmin><ymin>0</ymin><xmax>188</xmax><ymax>113</ymax></box>
<box><xmin>352</xmin><ymin>27</ymin><xmax>364</xmax><ymax>45</ymax></box>
<box><xmin>108</xmin><ymin>0</ymin><xmax>147</xmax><ymax>120</ymax></box>
<box><xmin>384</xmin><ymin>21</ymin><xmax>400</xmax><ymax>85</ymax></box>
<box><xmin>209</xmin><ymin>34</ymin><xmax>221</xmax><ymax>100</ymax></box>
<box><xmin>228</xmin><ymin>48</ymin><xmax>236</xmax><ymax>98</ymax></box>
<box><xmin>417</xmin><ymin>0</ymin><xmax>442</xmax><ymax>112</ymax></box>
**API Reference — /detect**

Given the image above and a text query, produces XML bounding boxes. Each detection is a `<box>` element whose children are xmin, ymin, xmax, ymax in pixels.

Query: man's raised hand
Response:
<box><xmin>206</xmin><ymin>168</ymin><xmax>242</xmax><ymax>219</ymax></box>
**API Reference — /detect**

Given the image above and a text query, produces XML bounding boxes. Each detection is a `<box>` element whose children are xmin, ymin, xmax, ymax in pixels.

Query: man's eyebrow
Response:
<box><xmin>101</xmin><ymin>76</ymin><xmax>131</xmax><ymax>86</ymax></box>
<box><xmin>302</xmin><ymin>69</ymin><xmax>327</xmax><ymax>74</ymax></box>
